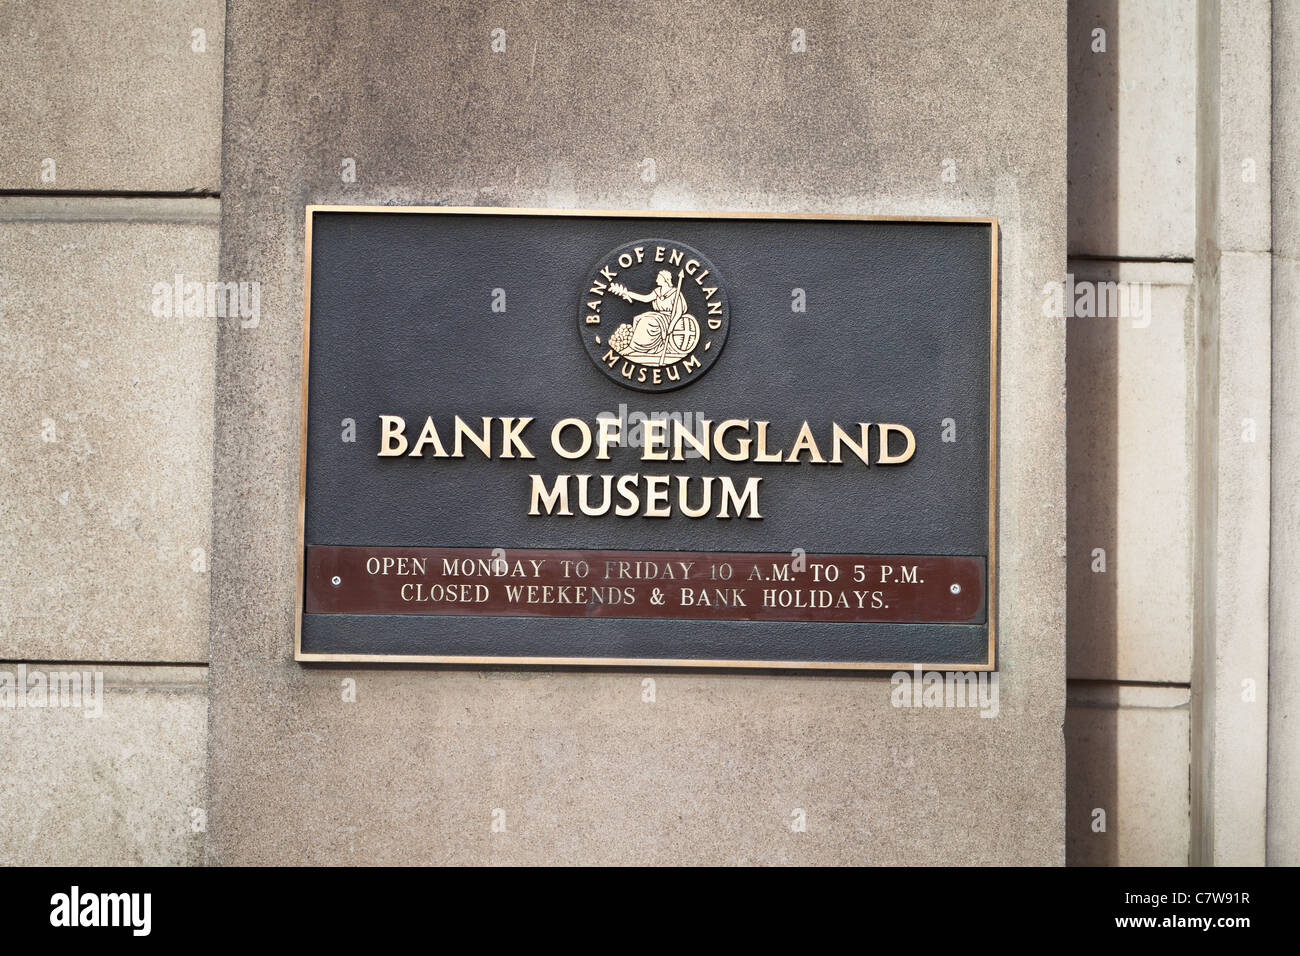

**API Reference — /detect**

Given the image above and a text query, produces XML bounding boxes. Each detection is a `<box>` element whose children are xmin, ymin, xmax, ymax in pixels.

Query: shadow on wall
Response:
<box><xmin>1064</xmin><ymin>0</ymin><xmax>1119</xmax><ymax>867</ymax></box>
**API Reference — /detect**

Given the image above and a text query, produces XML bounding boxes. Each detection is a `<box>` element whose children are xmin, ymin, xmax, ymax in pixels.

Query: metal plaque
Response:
<box><xmin>298</xmin><ymin>206</ymin><xmax>998</xmax><ymax>670</ymax></box>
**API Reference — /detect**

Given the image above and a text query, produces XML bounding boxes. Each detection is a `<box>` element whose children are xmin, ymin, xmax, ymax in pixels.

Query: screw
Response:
<box><xmin>331</xmin><ymin>575</ymin><xmax>342</xmax><ymax>586</ymax></box>
<box><xmin>950</xmin><ymin>583</ymin><xmax>961</xmax><ymax>595</ymax></box>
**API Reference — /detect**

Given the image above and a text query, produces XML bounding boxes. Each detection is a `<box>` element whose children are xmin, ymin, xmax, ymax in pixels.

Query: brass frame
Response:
<box><xmin>296</xmin><ymin>205</ymin><xmax>999</xmax><ymax>671</ymax></box>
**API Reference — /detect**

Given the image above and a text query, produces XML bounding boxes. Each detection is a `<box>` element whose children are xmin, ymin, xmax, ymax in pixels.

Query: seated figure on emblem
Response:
<box><xmin>608</xmin><ymin>268</ymin><xmax>700</xmax><ymax>366</ymax></box>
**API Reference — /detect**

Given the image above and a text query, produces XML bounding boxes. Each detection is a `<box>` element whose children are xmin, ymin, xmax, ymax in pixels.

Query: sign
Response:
<box><xmin>298</xmin><ymin>207</ymin><xmax>998</xmax><ymax>669</ymax></box>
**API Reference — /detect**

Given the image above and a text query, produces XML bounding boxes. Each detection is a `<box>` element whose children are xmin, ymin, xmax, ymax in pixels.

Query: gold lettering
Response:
<box><xmin>499</xmin><ymin>417</ymin><xmax>535</xmax><ymax>459</ymax></box>
<box><xmin>595</xmin><ymin>416</ymin><xmax>622</xmax><ymax>460</ymax></box>
<box><xmin>719</xmin><ymin>476</ymin><xmax>763</xmax><ymax>518</ymax></box>
<box><xmin>752</xmin><ymin>421</ymin><xmax>784</xmax><ymax>463</ymax></box>
<box><xmin>672</xmin><ymin>418</ymin><xmax>711</xmax><ymax>461</ymax></box>
<box><xmin>377</xmin><ymin>415</ymin><xmax>408</xmax><ymax>456</ymax></box>
<box><xmin>677</xmin><ymin>475</ymin><xmax>712</xmax><ymax>517</ymax></box>
<box><xmin>552</xmin><ymin>418</ymin><xmax>592</xmax><ymax>459</ymax></box>
<box><xmin>642</xmin><ymin>418</ymin><xmax>669</xmax><ymax>460</ymax></box>
<box><xmin>615</xmin><ymin>474</ymin><xmax>640</xmax><ymax>516</ymax></box>
<box><xmin>876</xmin><ymin>423</ymin><xmax>917</xmax><ymax>464</ymax></box>
<box><xmin>452</xmin><ymin>416</ymin><xmax>493</xmax><ymax>458</ymax></box>
<box><xmin>643</xmin><ymin>475</ymin><xmax>671</xmax><ymax>517</ymax></box>
<box><xmin>577</xmin><ymin>474</ymin><xmax>613</xmax><ymax>515</ymax></box>
<box><xmin>409</xmin><ymin>416</ymin><xmax>447</xmax><ymax>457</ymax></box>
<box><xmin>528</xmin><ymin>474</ymin><xmax>573</xmax><ymax>515</ymax></box>
<box><xmin>714</xmin><ymin>419</ymin><xmax>752</xmax><ymax>461</ymax></box>
<box><xmin>830</xmin><ymin>422</ymin><xmax>871</xmax><ymax>465</ymax></box>
<box><xmin>785</xmin><ymin>421</ymin><xmax>826</xmax><ymax>464</ymax></box>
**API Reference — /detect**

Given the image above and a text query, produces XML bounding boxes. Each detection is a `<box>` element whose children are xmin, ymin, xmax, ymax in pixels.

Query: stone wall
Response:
<box><xmin>205</xmin><ymin>0</ymin><xmax>1066</xmax><ymax>865</ymax></box>
<box><xmin>1064</xmin><ymin>0</ymin><xmax>1197</xmax><ymax>866</ymax></box>
<box><xmin>0</xmin><ymin>0</ymin><xmax>1289</xmax><ymax>866</ymax></box>
<box><xmin>0</xmin><ymin>0</ymin><xmax>223</xmax><ymax>866</ymax></box>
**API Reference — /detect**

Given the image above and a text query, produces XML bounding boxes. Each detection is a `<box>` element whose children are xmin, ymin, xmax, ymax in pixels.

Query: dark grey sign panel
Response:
<box><xmin>297</xmin><ymin>206</ymin><xmax>997</xmax><ymax>670</ymax></box>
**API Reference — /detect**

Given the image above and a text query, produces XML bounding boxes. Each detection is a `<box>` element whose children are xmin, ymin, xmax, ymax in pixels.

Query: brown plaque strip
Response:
<box><xmin>304</xmin><ymin>546</ymin><xmax>985</xmax><ymax>625</ymax></box>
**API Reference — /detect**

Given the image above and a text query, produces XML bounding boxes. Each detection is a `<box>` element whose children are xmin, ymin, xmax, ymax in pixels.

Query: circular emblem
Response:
<box><xmin>578</xmin><ymin>238</ymin><xmax>730</xmax><ymax>392</ymax></box>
